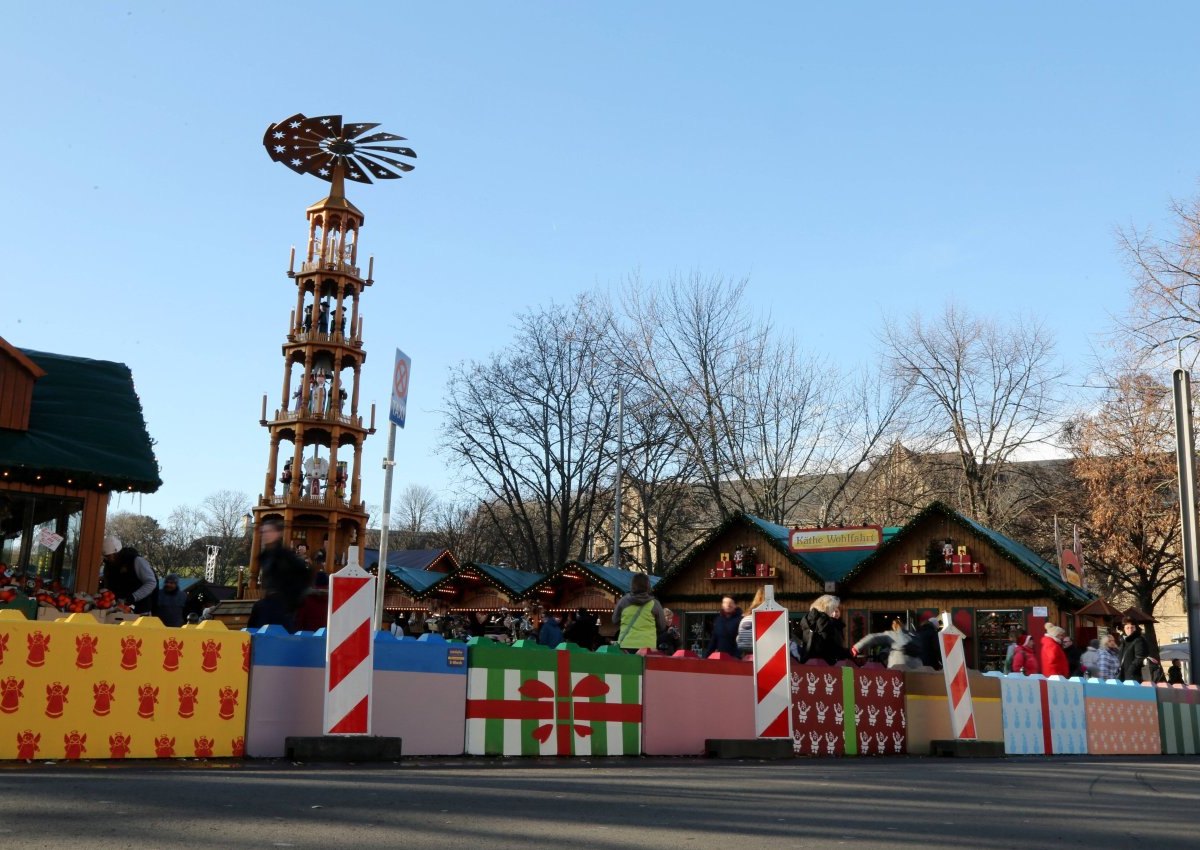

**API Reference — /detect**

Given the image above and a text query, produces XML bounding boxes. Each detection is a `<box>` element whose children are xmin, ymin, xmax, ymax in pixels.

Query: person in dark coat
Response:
<box><xmin>799</xmin><ymin>595</ymin><xmax>850</xmax><ymax>665</ymax></box>
<box><xmin>1118</xmin><ymin>618</ymin><xmax>1149</xmax><ymax>682</ymax></box>
<box><xmin>913</xmin><ymin>614</ymin><xmax>943</xmax><ymax>670</ymax></box>
<box><xmin>538</xmin><ymin>609</ymin><xmax>564</xmax><ymax>647</ymax></box>
<box><xmin>248</xmin><ymin>518</ymin><xmax>311</xmax><ymax>632</ymax></box>
<box><xmin>100</xmin><ymin>536</ymin><xmax>158</xmax><ymax>615</ymax></box>
<box><xmin>156</xmin><ymin>575</ymin><xmax>188</xmax><ymax>627</ymax></box>
<box><xmin>564</xmin><ymin>607</ymin><xmax>599</xmax><ymax>650</ymax></box>
<box><xmin>707</xmin><ymin>596</ymin><xmax>743</xmax><ymax>657</ymax></box>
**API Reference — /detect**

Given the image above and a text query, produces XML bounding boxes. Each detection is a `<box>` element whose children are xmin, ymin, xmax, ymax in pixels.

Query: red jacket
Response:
<box><xmin>1040</xmin><ymin>635</ymin><xmax>1069</xmax><ymax>677</ymax></box>
<box><xmin>1012</xmin><ymin>640</ymin><xmax>1039</xmax><ymax>675</ymax></box>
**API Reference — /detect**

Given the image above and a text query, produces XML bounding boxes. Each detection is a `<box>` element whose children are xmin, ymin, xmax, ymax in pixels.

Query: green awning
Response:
<box><xmin>0</xmin><ymin>348</ymin><xmax>161</xmax><ymax>493</ymax></box>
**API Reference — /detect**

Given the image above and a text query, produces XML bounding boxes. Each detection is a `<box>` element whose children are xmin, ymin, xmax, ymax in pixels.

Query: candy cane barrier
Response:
<box><xmin>323</xmin><ymin>554</ymin><xmax>377</xmax><ymax>735</ymax></box>
<box><xmin>936</xmin><ymin>612</ymin><xmax>977</xmax><ymax>739</ymax></box>
<box><xmin>753</xmin><ymin>584</ymin><xmax>793</xmax><ymax>738</ymax></box>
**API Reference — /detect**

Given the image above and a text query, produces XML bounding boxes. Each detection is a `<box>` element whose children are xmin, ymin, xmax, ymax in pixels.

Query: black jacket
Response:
<box><xmin>1118</xmin><ymin>633</ymin><xmax>1149</xmax><ymax>682</ymax></box>
<box><xmin>913</xmin><ymin>621</ymin><xmax>942</xmax><ymax>670</ymax></box>
<box><xmin>800</xmin><ymin>610</ymin><xmax>850</xmax><ymax>665</ymax></box>
<box><xmin>259</xmin><ymin>544</ymin><xmax>311</xmax><ymax>610</ymax></box>
<box><xmin>708</xmin><ymin>609</ymin><xmax>743</xmax><ymax>657</ymax></box>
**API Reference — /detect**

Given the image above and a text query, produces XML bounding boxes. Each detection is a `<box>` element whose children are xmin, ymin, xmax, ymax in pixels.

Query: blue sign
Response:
<box><xmin>389</xmin><ymin>348</ymin><xmax>411</xmax><ymax>428</ymax></box>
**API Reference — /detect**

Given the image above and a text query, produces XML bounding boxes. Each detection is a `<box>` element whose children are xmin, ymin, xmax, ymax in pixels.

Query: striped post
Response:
<box><xmin>323</xmin><ymin>549</ymin><xmax>376</xmax><ymax>735</ymax></box>
<box><xmin>936</xmin><ymin>612</ymin><xmax>977</xmax><ymax>739</ymax></box>
<box><xmin>753</xmin><ymin>584</ymin><xmax>792</xmax><ymax>739</ymax></box>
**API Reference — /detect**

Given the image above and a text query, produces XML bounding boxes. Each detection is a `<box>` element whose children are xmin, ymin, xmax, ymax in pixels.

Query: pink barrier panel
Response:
<box><xmin>244</xmin><ymin>628</ymin><xmax>466</xmax><ymax>757</ymax></box>
<box><xmin>642</xmin><ymin>653</ymin><xmax>753</xmax><ymax>755</ymax></box>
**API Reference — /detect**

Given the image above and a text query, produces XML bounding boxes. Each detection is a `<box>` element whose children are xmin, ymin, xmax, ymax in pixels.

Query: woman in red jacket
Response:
<box><xmin>1040</xmin><ymin>624</ymin><xmax>1070</xmax><ymax>677</ymax></box>
<box><xmin>1011</xmin><ymin>634</ymin><xmax>1040</xmax><ymax>675</ymax></box>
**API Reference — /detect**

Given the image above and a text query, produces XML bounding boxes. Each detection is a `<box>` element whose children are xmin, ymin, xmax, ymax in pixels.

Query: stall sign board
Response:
<box><xmin>789</xmin><ymin>526</ymin><xmax>882</xmax><ymax>553</ymax></box>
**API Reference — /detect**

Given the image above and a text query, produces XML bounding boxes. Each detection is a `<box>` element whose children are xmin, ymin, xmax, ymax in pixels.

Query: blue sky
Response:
<box><xmin>3</xmin><ymin>2</ymin><xmax>1199</xmax><ymax>521</ymax></box>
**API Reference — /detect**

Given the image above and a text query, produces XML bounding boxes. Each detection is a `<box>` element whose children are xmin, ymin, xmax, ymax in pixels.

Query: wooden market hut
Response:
<box><xmin>420</xmin><ymin>562</ymin><xmax>543</xmax><ymax>614</ymax></box>
<box><xmin>656</xmin><ymin>502</ymin><xmax>1095</xmax><ymax>669</ymax></box>
<box><xmin>0</xmin><ymin>338</ymin><xmax>160</xmax><ymax>595</ymax></box>
<box><xmin>654</xmin><ymin>512</ymin><xmax>878</xmax><ymax>654</ymax></box>
<box><xmin>522</xmin><ymin>561</ymin><xmax>662</xmax><ymax>641</ymax></box>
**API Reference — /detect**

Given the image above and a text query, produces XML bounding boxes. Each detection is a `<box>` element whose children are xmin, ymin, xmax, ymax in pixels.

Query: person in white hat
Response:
<box><xmin>100</xmin><ymin>536</ymin><xmax>158</xmax><ymax>615</ymax></box>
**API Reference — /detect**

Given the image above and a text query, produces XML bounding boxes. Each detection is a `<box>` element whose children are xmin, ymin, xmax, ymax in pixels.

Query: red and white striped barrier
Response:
<box><xmin>936</xmin><ymin>613</ymin><xmax>977</xmax><ymax>739</ymax></box>
<box><xmin>752</xmin><ymin>584</ymin><xmax>792</xmax><ymax>739</ymax></box>
<box><xmin>323</xmin><ymin>551</ymin><xmax>377</xmax><ymax>735</ymax></box>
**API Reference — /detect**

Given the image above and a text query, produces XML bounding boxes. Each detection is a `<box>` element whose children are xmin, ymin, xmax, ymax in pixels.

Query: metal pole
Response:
<box><xmin>1171</xmin><ymin>367</ymin><xmax>1200</xmax><ymax>685</ymax></box>
<box><xmin>375</xmin><ymin>422</ymin><xmax>397</xmax><ymax>630</ymax></box>
<box><xmin>613</xmin><ymin>384</ymin><xmax>623</xmax><ymax>568</ymax></box>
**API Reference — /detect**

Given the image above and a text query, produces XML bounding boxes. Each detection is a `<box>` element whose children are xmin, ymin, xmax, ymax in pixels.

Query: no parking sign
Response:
<box><xmin>390</xmin><ymin>348</ymin><xmax>411</xmax><ymax>428</ymax></box>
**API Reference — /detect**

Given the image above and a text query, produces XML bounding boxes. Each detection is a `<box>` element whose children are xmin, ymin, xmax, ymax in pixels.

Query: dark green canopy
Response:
<box><xmin>0</xmin><ymin>348</ymin><xmax>161</xmax><ymax>493</ymax></box>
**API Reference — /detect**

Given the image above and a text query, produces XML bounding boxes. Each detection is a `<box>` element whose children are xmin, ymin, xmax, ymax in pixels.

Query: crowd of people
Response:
<box><xmin>1003</xmin><ymin>617</ymin><xmax>1179</xmax><ymax>683</ymax></box>
<box><xmin>128</xmin><ymin>528</ymin><xmax>1185</xmax><ymax>683</ymax></box>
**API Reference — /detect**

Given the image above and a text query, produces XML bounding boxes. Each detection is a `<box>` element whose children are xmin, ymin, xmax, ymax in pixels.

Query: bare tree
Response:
<box><xmin>1066</xmin><ymin>372</ymin><xmax>1181</xmax><ymax>650</ymax></box>
<box><xmin>104</xmin><ymin>512</ymin><xmax>167</xmax><ymax>566</ymax></box>
<box><xmin>441</xmin><ymin>296</ymin><xmax>618</xmax><ymax>571</ymax></box>
<box><xmin>881</xmin><ymin>302</ymin><xmax>1064</xmax><ymax>529</ymax></box>
<box><xmin>614</xmin><ymin>273</ymin><xmax>900</xmax><ymax>526</ymax></box>
<box><xmin>389</xmin><ymin>484</ymin><xmax>439</xmax><ymax>549</ymax></box>
<box><xmin>198</xmin><ymin>490</ymin><xmax>252</xmax><ymax>585</ymax></box>
<box><xmin>1118</xmin><ymin>192</ymin><xmax>1200</xmax><ymax>363</ymax></box>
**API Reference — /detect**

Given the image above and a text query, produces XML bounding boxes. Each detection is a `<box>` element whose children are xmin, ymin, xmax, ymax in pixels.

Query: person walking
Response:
<box><xmin>1118</xmin><ymin>618</ymin><xmax>1149</xmax><ymax>682</ymax></box>
<box><xmin>247</xmin><ymin>518</ymin><xmax>310</xmax><ymax>632</ymax></box>
<box><xmin>611</xmin><ymin>573</ymin><xmax>666</xmax><ymax>653</ymax></box>
<box><xmin>913</xmin><ymin>613</ymin><xmax>943</xmax><ymax>670</ymax></box>
<box><xmin>799</xmin><ymin>595</ymin><xmax>850</xmax><ymax>665</ymax></box>
<box><xmin>736</xmin><ymin>588</ymin><xmax>766</xmax><ymax>657</ymax></box>
<box><xmin>707</xmin><ymin>595</ymin><xmax>743</xmax><ymax>657</ymax></box>
<box><xmin>852</xmin><ymin>619</ymin><xmax>921</xmax><ymax>670</ymax></box>
<box><xmin>1096</xmin><ymin>633</ymin><xmax>1120</xmax><ymax>680</ymax></box>
<box><xmin>1011</xmin><ymin>634</ymin><xmax>1040</xmax><ymax>675</ymax></box>
<box><xmin>1040</xmin><ymin>624</ymin><xmax>1070</xmax><ymax>677</ymax></box>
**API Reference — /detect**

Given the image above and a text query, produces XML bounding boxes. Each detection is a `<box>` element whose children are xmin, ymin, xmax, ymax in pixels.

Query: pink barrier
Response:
<box><xmin>642</xmin><ymin>653</ymin><xmax>754</xmax><ymax>755</ymax></box>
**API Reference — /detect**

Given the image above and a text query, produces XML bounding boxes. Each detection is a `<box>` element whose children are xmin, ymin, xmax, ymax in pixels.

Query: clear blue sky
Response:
<box><xmin>3</xmin><ymin>2</ymin><xmax>1199</xmax><ymax>522</ymax></box>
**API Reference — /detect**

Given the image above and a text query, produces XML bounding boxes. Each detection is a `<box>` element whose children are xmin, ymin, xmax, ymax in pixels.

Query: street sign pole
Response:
<box><xmin>1171</xmin><ymin>366</ymin><xmax>1200</xmax><ymax>685</ymax></box>
<box><xmin>376</xmin><ymin>349</ymin><xmax>411</xmax><ymax>630</ymax></box>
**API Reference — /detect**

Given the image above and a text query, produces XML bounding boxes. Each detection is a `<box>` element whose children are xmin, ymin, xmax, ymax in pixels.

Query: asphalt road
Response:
<box><xmin>0</xmin><ymin>756</ymin><xmax>1195</xmax><ymax>849</ymax></box>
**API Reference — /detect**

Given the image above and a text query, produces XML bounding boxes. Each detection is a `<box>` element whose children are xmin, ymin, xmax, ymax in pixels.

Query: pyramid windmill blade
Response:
<box><xmin>344</xmin><ymin>122</ymin><xmax>381</xmax><ymax>139</ymax></box>
<box><xmin>358</xmin><ymin>144</ymin><xmax>417</xmax><ymax>159</ymax></box>
<box><xmin>353</xmin><ymin>154</ymin><xmax>404</xmax><ymax>180</ymax></box>
<box><xmin>356</xmin><ymin>132</ymin><xmax>408</xmax><ymax>143</ymax></box>
<box><xmin>358</xmin><ymin>151</ymin><xmax>415</xmax><ymax>173</ymax></box>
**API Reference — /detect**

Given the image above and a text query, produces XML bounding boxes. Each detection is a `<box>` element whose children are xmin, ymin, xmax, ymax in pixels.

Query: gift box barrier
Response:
<box><xmin>789</xmin><ymin>661</ymin><xmax>907</xmax><ymax>757</ymax></box>
<box><xmin>0</xmin><ymin>609</ymin><xmax>249</xmax><ymax>760</ymax></box>
<box><xmin>642</xmin><ymin>651</ymin><xmax>754</xmax><ymax>755</ymax></box>
<box><xmin>1082</xmin><ymin>678</ymin><xmax>1159</xmax><ymax>755</ymax></box>
<box><xmin>1155</xmin><ymin>683</ymin><xmax>1200</xmax><ymax>755</ymax></box>
<box><xmin>905</xmin><ymin>669</ymin><xmax>1002</xmax><ymax>753</ymax></box>
<box><xmin>989</xmin><ymin>673</ymin><xmax>1088</xmax><ymax>755</ymax></box>
<box><xmin>244</xmin><ymin>628</ymin><xmax>467</xmax><ymax>757</ymax></box>
<box><xmin>465</xmin><ymin>640</ymin><xmax>643</xmax><ymax>756</ymax></box>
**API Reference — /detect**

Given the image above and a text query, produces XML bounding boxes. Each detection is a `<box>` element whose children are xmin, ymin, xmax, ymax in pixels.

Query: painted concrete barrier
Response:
<box><xmin>992</xmin><ymin>674</ymin><xmax>1087</xmax><ymax>755</ymax></box>
<box><xmin>906</xmin><ymin>670</ymin><xmax>1002</xmax><ymax>754</ymax></box>
<box><xmin>642</xmin><ymin>653</ymin><xmax>753</xmax><ymax>755</ymax></box>
<box><xmin>244</xmin><ymin>628</ymin><xmax>467</xmax><ymax>757</ymax></box>
<box><xmin>0</xmin><ymin>610</ymin><xmax>249</xmax><ymax>760</ymax></box>
<box><xmin>789</xmin><ymin>662</ymin><xmax>906</xmax><ymax>756</ymax></box>
<box><xmin>1083</xmin><ymin>678</ymin><xmax>1159</xmax><ymax>755</ymax></box>
<box><xmin>465</xmin><ymin>641</ymin><xmax>642</xmax><ymax>756</ymax></box>
<box><xmin>1154</xmin><ymin>683</ymin><xmax>1200</xmax><ymax>755</ymax></box>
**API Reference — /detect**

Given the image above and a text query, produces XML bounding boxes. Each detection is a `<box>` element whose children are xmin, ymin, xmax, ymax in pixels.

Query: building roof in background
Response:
<box><xmin>0</xmin><ymin>346</ymin><xmax>160</xmax><ymax>492</ymax></box>
<box><xmin>841</xmin><ymin>501</ymin><xmax>1096</xmax><ymax>606</ymax></box>
<box><xmin>362</xmin><ymin>547</ymin><xmax>459</xmax><ymax>573</ymax></box>
<box><xmin>523</xmin><ymin>561</ymin><xmax>662</xmax><ymax>600</ymax></box>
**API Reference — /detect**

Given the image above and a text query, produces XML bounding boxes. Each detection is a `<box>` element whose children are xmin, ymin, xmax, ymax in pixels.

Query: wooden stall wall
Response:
<box><xmin>658</xmin><ymin>525</ymin><xmax>823</xmax><ymax>610</ymax></box>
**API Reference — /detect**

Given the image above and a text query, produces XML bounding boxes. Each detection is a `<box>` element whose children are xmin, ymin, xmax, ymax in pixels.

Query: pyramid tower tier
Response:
<box><xmin>248</xmin><ymin>185</ymin><xmax>378</xmax><ymax>588</ymax></box>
